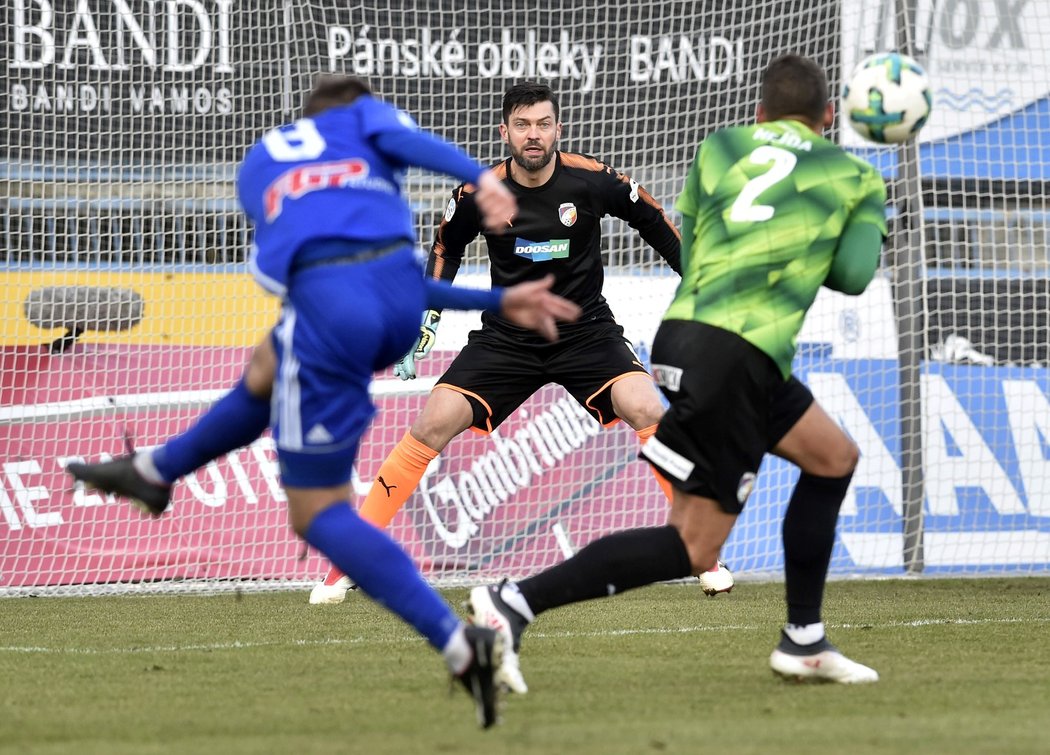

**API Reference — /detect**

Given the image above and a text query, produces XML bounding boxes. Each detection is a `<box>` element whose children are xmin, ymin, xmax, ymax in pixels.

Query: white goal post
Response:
<box><xmin>1</xmin><ymin>0</ymin><xmax>1049</xmax><ymax>595</ymax></box>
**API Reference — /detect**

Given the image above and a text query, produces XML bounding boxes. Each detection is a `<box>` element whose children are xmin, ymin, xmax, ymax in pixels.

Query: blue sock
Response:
<box><xmin>304</xmin><ymin>503</ymin><xmax>460</xmax><ymax>651</ymax></box>
<box><xmin>152</xmin><ymin>379</ymin><xmax>271</xmax><ymax>483</ymax></box>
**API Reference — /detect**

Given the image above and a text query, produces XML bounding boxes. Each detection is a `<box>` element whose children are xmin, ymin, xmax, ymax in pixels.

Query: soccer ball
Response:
<box><xmin>842</xmin><ymin>52</ymin><xmax>932</xmax><ymax>144</ymax></box>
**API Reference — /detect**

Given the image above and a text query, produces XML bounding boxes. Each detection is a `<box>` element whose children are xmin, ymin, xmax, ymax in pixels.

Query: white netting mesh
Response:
<box><xmin>1</xmin><ymin>1</ymin><xmax>1048</xmax><ymax>595</ymax></box>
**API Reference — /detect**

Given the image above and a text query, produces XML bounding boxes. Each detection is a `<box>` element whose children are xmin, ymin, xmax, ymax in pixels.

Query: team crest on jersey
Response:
<box><xmin>444</xmin><ymin>197</ymin><xmax>456</xmax><ymax>222</ymax></box>
<box><xmin>558</xmin><ymin>203</ymin><xmax>577</xmax><ymax>227</ymax></box>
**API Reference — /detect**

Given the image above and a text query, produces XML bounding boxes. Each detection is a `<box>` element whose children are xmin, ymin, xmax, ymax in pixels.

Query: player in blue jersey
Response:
<box><xmin>67</xmin><ymin>74</ymin><xmax>580</xmax><ymax>728</ymax></box>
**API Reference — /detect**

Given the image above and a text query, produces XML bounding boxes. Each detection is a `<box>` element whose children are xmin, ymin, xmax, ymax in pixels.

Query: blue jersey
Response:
<box><xmin>239</xmin><ymin>97</ymin><xmax>420</xmax><ymax>295</ymax></box>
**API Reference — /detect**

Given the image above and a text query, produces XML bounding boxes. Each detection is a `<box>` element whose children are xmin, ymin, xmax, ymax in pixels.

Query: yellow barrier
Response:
<box><xmin>0</xmin><ymin>270</ymin><xmax>279</xmax><ymax>347</ymax></box>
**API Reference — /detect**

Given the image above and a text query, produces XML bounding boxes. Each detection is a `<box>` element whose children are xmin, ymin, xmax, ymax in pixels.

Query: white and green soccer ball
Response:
<box><xmin>842</xmin><ymin>52</ymin><xmax>932</xmax><ymax>144</ymax></box>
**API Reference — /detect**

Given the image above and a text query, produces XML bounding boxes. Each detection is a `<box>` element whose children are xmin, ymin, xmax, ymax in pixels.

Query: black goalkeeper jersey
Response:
<box><xmin>426</xmin><ymin>151</ymin><xmax>681</xmax><ymax>338</ymax></box>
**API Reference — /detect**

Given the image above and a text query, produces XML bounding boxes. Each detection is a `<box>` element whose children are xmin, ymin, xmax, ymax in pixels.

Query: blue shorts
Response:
<box><xmin>271</xmin><ymin>245</ymin><xmax>424</xmax><ymax>488</ymax></box>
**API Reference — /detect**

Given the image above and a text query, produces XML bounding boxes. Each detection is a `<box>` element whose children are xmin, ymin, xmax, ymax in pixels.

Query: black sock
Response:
<box><xmin>782</xmin><ymin>471</ymin><xmax>853</xmax><ymax>626</ymax></box>
<box><xmin>517</xmin><ymin>525</ymin><xmax>692</xmax><ymax>617</ymax></box>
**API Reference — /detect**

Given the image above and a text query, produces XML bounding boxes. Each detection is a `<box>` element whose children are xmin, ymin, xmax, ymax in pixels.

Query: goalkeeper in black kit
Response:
<box><xmin>311</xmin><ymin>81</ymin><xmax>735</xmax><ymax>690</ymax></box>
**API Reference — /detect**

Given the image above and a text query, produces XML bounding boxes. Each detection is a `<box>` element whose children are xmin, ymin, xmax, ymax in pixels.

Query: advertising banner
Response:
<box><xmin>840</xmin><ymin>0</ymin><xmax>1050</xmax><ymax>183</ymax></box>
<box><xmin>3</xmin><ymin>1</ymin><xmax>839</xmax><ymax>169</ymax></box>
<box><xmin>0</xmin><ymin>345</ymin><xmax>663</xmax><ymax>588</ymax></box>
<box><xmin>3</xmin><ymin>0</ymin><xmax>283</xmax><ymax>163</ymax></box>
<box><xmin>4</xmin><ymin>340</ymin><xmax>1050</xmax><ymax>587</ymax></box>
<box><xmin>780</xmin><ymin>356</ymin><xmax>1050</xmax><ymax>574</ymax></box>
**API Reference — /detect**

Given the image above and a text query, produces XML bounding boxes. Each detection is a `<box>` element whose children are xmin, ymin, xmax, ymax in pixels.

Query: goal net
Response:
<box><xmin>1</xmin><ymin>0</ymin><xmax>1048</xmax><ymax>595</ymax></box>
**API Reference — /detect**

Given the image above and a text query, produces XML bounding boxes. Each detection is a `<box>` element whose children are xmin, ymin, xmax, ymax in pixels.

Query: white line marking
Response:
<box><xmin>0</xmin><ymin>378</ymin><xmax>436</xmax><ymax>424</ymax></box>
<box><xmin>2</xmin><ymin>616</ymin><xmax>1046</xmax><ymax>654</ymax></box>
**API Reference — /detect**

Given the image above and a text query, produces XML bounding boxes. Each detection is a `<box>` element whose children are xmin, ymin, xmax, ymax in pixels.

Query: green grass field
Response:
<box><xmin>2</xmin><ymin>578</ymin><xmax>1048</xmax><ymax>755</ymax></box>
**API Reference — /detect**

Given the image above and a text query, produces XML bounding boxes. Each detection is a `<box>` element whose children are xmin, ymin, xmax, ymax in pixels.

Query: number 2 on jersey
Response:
<box><xmin>728</xmin><ymin>145</ymin><xmax>797</xmax><ymax>223</ymax></box>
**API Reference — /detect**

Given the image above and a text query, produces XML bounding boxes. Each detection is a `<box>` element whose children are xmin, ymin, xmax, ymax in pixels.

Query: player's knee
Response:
<box><xmin>820</xmin><ymin>437</ymin><xmax>859</xmax><ymax>478</ymax></box>
<box><xmin>243</xmin><ymin>341</ymin><xmax>276</xmax><ymax>399</ymax></box>
<box><xmin>835</xmin><ymin>438</ymin><xmax>860</xmax><ymax>476</ymax></box>
<box><xmin>618</xmin><ymin>395</ymin><xmax>666</xmax><ymax>430</ymax></box>
<box><xmin>286</xmin><ymin>492</ymin><xmax>339</xmax><ymax>537</ymax></box>
<box><xmin>408</xmin><ymin>421</ymin><xmax>458</xmax><ymax>451</ymax></box>
<box><xmin>633</xmin><ymin>409</ymin><xmax>666</xmax><ymax>431</ymax></box>
<box><xmin>669</xmin><ymin>523</ymin><xmax>719</xmax><ymax>574</ymax></box>
<box><xmin>409</xmin><ymin>397</ymin><xmax>472</xmax><ymax>450</ymax></box>
<box><xmin>610</xmin><ymin>374</ymin><xmax>666</xmax><ymax>430</ymax></box>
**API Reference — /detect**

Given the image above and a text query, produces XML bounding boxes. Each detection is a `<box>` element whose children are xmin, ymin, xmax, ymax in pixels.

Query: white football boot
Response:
<box><xmin>308</xmin><ymin>571</ymin><xmax>354</xmax><ymax>604</ymax></box>
<box><xmin>770</xmin><ymin>632</ymin><xmax>879</xmax><ymax>684</ymax></box>
<box><xmin>697</xmin><ymin>560</ymin><xmax>734</xmax><ymax>596</ymax></box>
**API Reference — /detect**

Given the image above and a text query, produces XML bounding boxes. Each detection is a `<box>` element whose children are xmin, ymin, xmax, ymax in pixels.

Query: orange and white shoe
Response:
<box><xmin>697</xmin><ymin>560</ymin><xmax>734</xmax><ymax>596</ymax></box>
<box><xmin>308</xmin><ymin>569</ymin><xmax>354</xmax><ymax>604</ymax></box>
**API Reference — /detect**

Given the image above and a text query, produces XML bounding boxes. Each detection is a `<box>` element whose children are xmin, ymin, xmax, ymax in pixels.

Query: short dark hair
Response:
<box><xmin>760</xmin><ymin>55</ymin><xmax>828</xmax><ymax>123</ymax></box>
<box><xmin>303</xmin><ymin>74</ymin><xmax>372</xmax><ymax>117</ymax></box>
<box><xmin>502</xmin><ymin>82</ymin><xmax>560</xmax><ymax>123</ymax></box>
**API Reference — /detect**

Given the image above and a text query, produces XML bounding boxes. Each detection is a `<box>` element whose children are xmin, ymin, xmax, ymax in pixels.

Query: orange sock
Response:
<box><xmin>359</xmin><ymin>431</ymin><xmax>441</xmax><ymax>529</ymax></box>
<box><xmin>636</xmin><ymin>423</ymin><xmax>674</xmax><ymax>503</ymax></box>
<box><xmin>321</xmin><ymin>433</ymin><xmax>441</xmax><ymax>586</ymax></box>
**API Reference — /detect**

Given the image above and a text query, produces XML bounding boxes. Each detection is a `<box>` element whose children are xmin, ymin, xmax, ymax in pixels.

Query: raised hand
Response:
<box><xmin>474</xmin><ymin>169</ymin><xmax>517</xmax><ymax>232</ymax></box>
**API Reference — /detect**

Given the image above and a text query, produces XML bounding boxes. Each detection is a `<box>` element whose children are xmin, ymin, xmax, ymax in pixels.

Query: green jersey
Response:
<box><xmin>669</xmin><ymin>119</ymin><xmax>887</xmax><ymax>376</ymax></box>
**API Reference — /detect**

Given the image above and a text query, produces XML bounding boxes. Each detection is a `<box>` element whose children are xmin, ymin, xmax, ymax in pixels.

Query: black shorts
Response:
<box><xmin>436</xmin><ymin>319</ymin><xmax>650</xmax><ymax>432</ymax></box>
<box><xmin>641</xmin><ymin>320</ymin><xmax>814</xmax><ymax>514</ymax></box>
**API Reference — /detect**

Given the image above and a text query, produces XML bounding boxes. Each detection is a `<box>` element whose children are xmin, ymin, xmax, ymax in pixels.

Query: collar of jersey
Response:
<box><xmin>504</xmin><ymin>151</ymin><xmax>562</xmax><ymax>192</ymax></box>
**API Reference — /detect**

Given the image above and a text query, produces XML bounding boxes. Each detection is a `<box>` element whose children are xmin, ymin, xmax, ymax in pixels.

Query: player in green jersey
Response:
<box><xmin>469</xmin><ymin>54</ymin><xmax>885</xmax><ymax>686</ymax></box>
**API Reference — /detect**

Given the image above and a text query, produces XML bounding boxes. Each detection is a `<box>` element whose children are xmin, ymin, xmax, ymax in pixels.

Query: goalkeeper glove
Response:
<box><xmin>393</xmin><ymin>309</ymin><xmax>441</xmax><ymax>380</ymax></box>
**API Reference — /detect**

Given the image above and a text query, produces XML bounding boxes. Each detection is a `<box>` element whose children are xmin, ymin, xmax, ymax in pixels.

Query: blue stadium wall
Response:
<box><xmin>726</xmin><ymin>354</ymin><xmax>1050</xmax><ymax>576</ymax></box>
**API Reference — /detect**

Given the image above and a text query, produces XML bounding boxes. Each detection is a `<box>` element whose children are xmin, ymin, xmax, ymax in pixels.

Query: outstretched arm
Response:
<box><xmin>602</xmin><ymin>167</ymin><xmax>682</xmax><ymax>275</ymax></box>
<box><xmin>423</xmin><ymin>275</ymin><xmax>580</xmax><ymax>342</ymax></box>
<box><xmin>372</xmin><ymin>130</ymin><xmax>516</xmax><ymax>233</ymax></box>
<box><xmin>372</xmin><ymin>129</ymin><xmax>482</xmax><ymax>186</ymax></box>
